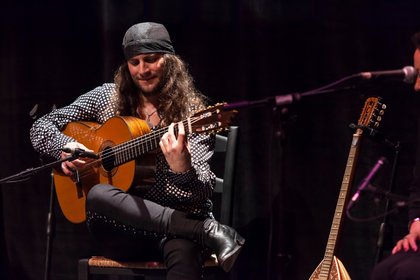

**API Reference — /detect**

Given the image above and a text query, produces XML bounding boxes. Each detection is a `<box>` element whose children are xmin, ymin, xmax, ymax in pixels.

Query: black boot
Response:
<box><xmin>202</xmin><ymin>219</ymin><xmax>245</xmax><ymax>272</ymax></box>
<box><xmin>168</xmin><ymin>211</ymin><xmax>245</xmax><ymax>272</ymax></box>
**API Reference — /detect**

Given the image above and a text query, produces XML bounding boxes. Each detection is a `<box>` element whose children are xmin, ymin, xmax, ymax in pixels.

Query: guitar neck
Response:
<box><xmin>319</xmin><ymin>130</ymin><xmax>362</xmax><ymax>276</ymax></box>
<box><xmin>111</xmin><ymin>118</ymin><xmax>191</xmax><ymax>166</ymax></box>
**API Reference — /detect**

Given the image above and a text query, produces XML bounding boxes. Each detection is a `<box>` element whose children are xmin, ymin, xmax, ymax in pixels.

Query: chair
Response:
<box><xmin>78</xmin><ymin>126</ymin><xmax>239</xmax><ymax>280</ymax></box>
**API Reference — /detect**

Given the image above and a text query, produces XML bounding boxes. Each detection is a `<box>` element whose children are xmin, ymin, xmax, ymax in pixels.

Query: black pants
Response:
<box><xmin>371</xmin><ymin>247</ymin><xmax>420</xmax><ymax>280</ymax></box>
<box><xmin>86</xmin><ymin>184</ymin><xmax>205</xmax><ymax>280</ymax></box>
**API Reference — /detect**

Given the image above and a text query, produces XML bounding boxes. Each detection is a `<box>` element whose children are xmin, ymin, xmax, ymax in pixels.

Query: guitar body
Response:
<box><xmin>309</xmin><ymin>256</ymin><xmax>351</xmax><ymax>280</ymax></box>
<box><xmin>53</xmin><ymin>116</ymin><xmax>151</xmax><ymax>224</ymax></box>
<box><xmin>51</xmin><ymin>104</ymin><xmax>237</xmax><ymax>224</ymax></box>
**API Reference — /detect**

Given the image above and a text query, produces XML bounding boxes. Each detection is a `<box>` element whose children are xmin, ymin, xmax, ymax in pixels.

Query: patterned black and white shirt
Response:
<box><xmin>30</xmin><ymin>83</ymin><xmax>216</xmax><ymax>217</ymax></box>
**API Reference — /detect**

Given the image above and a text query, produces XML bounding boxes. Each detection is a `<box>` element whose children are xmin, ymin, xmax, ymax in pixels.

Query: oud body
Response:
<box><xmin>309</xmin><ymin>256</ymin><xmax>351</xmax><ymax>280</ymax></box>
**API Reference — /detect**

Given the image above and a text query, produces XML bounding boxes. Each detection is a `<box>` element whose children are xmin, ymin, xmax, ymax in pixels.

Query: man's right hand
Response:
<box><xmin>60</xmin><ymin>142</ymin><xmax>93</xmax><ymax>176</ymax></box>
<box><xmin>392</xmin><ymin>219</ymin><xmax>420</xmax><ymax>254</ymax></box>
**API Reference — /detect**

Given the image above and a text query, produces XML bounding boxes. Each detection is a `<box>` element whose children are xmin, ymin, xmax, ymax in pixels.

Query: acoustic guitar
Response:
<box><xmin>309</xmin><ymin>97</ymin><xmax>386</xmax><ymax>280</ymax></box>
<box><xmin>53</xmin><ymin>103</ymin><xmax>237</xmax><ymax>224</ymax></box>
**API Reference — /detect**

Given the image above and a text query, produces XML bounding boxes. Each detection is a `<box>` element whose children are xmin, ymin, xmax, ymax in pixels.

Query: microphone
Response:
<box><xmin>347</xmin><ymin>157</ymin><xmax>387</xmax><ymax>210</ymax></box>
<box><xmin>61</xmin><ymin>147</ymin><xmax>99</xmax><ymax>159</ymax></box>
<box><xmin>359</xmin><ymin>66</ymin><xmax>418</xmax><ymax>84</ymax></box>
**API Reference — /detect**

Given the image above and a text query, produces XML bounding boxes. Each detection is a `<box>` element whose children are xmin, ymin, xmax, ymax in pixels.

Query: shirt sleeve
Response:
<box><xmin>165</xmin><ymin>133</ymin><xmax>216</xmax><ymax>203</ymax></box>
<box><xmin>29</xmin><ymin>84</ymin><xmax>117</xmax><ymax>159</ymax></box>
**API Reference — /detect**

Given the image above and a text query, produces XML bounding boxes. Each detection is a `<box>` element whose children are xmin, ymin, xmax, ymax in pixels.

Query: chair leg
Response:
<box><xmin>78</xmin><ymin>258</ymin><xmax>90</xmax><ymax>280</ymax></box>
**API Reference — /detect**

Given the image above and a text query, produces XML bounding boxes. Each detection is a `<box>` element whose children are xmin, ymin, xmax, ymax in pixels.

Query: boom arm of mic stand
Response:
<box><xmin>224</xmin><ymin>72</ymin><xmax>363</xmax><ymax>110</ymax></box>
<box><xmin>223</xmin><ymin>84</ymin><xmax>357</xmax><ymax>111</ymax></box>
<box><xmin>0</xmin><ymin>155</ymin><xmax>78</xmax><ymax>184</ymax></box>
<box><xmin>223</xmin><ymin>92</ymin><xmax>303</xmax><ymax>110</ymax></box>
<box><xmin>223</xmin><ymin>99</ymin><xmax>269</xmax><ymax>110</ymax></box>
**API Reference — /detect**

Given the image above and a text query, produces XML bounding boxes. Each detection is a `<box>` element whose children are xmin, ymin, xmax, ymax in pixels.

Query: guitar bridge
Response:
<box><xmin>73</xmin><ymin>170</ymin><xmax>84</xmax><ymax>199</ymax></box>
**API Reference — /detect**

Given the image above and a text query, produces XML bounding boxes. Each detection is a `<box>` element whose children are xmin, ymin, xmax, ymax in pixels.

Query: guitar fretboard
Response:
<box><xmin>319</xmin><ymin>132</ymin><xmax>362</xmax><ymax>278</ymax></box>
<box><xmin>105</xmin><ymin>118</ymin><xmax>191</xmax><ymax>167</ymax></box>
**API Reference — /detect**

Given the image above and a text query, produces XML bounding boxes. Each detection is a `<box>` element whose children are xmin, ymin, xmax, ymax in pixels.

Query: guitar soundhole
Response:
<box><xmin>101</xmin><ymin>146</ymin><xmax>115</xmax><ymax>172</ymax></box>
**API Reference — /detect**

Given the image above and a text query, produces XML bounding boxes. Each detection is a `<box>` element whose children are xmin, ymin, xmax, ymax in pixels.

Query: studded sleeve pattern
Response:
<box><xmin>29</xmin><ymin>83</ymin><xmax>118</xmax><ymax>159</ymax></box>
<box><xmin>145</xmin><ymin>133</ymin><xmax>216</xmax><ymax>215</ymax></box>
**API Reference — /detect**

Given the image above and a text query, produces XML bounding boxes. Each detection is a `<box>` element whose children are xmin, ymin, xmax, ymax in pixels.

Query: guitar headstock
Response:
<box><xmin>357</xmin><ymin>96</ymin><xmax>386</xmax><ymax>132</ymax></box>
<box><xmin>189</xmin><ymin>103</ymin><xmax>238</xmax><ymax>134</ymax></box>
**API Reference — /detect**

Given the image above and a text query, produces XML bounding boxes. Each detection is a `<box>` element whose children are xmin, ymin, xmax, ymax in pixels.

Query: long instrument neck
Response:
<box><xmin>319</xmin><ymin>129</ymin><xmax>363</xmax><ymax>278</ymax></box>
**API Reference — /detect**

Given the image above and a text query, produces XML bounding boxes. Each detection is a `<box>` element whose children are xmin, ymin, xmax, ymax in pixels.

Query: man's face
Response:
<box><xmin>127</xmin><ymin>53</ymin><xmax>165</xmax><ymax>95</ymax></box>
<box><xmin>413</xmin><ymin>48</ymin><xmax>420</xmax><ymax>92</ymax></box>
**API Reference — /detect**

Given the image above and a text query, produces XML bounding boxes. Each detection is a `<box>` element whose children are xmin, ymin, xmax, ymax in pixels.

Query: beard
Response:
<box><xmin>138</xmin><ymin>74</ymin><xmax>168</xmax><ymax>98</ymax></box>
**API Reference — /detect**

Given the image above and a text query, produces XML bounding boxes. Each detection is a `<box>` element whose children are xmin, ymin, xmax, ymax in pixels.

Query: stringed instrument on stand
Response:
<box><xmin>309</xmin><ymin>97</ymin><xmax>386</xmax><ymax>280</ymax></box>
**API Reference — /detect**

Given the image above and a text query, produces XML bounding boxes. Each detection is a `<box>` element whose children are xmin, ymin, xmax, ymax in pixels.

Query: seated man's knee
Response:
<box><xmin>86</xmin><ymin>184</ymin><xmax>116</xmax><ymax>210</ymax></box>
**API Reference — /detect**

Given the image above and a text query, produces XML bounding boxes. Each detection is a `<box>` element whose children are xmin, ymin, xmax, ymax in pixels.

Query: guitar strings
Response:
<box><xmin>71</xmin><ymin>114</ymin><xmax>214</xmax><ymax>181</ymax></box>
<box><xmin>107</xmin><ymin>110</ymin><xmax>223</xmax><ymax>160</ymax></box>
<box><xmin>99</xmin><ymin>105</ymin><xmax>226</xmax><ymax>163</ymax></box>
<box><xmin>76</xmin><ymin>118</ymin><xmax>188</xmax><ymax>171</ymax></box>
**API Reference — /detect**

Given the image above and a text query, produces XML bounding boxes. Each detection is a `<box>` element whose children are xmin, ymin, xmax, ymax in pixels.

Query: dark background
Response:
<box><xmin>1</xmin><ymin>0</ymin><xmax>420</xmax><ymax>279</ymax></box>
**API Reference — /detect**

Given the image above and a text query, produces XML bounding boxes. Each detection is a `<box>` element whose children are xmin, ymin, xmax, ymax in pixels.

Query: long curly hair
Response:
<box><xmin>114</xmin><ymin>54</ymin><xmax>207</xmax><ymax>126</ymax></box>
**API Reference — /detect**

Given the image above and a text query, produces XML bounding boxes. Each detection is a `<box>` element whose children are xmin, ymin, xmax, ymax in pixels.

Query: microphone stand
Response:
<box><xmin>224</xmin><ymin>91</ymin><xmax>304</xmax><ymax>280</ymax></box>
<box><xmin>374</xmin><ymin>141</ymin><xmax>401</xmax><ymax>263</ymax></box>
<box><xmin>0</xmin><ymin>153</ymin><xmax>82</xmax><ymax>280</ymax></box>
<box><xmin>347</xmin><ymin>125</ymin><xmax>402</xmax><ymax>263</ymax></box>
<box><xmin>45</xmin><ymin>171</ymin><xmax>55</xmax><ymax>280</ymax></box>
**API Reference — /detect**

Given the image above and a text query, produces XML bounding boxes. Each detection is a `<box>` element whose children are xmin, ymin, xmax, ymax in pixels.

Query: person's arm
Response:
<box><xmin>30</xmin><ymin>84</ymin><xmax>117</xmax><ymax>160</ymax></box>
<box><xmin>392</xmin><ymin>218</ymin><xmax>420</xmax><ymax>254</ymax></box>
<box><xmin>160</xmin><ymin>122</ymin><xmax>216</xmax><ymax>202</ymax></box>
<box><xmin>392</xmin><ymin>170</ymin><xmax>420</xmax><ymax>254</ymax></box>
